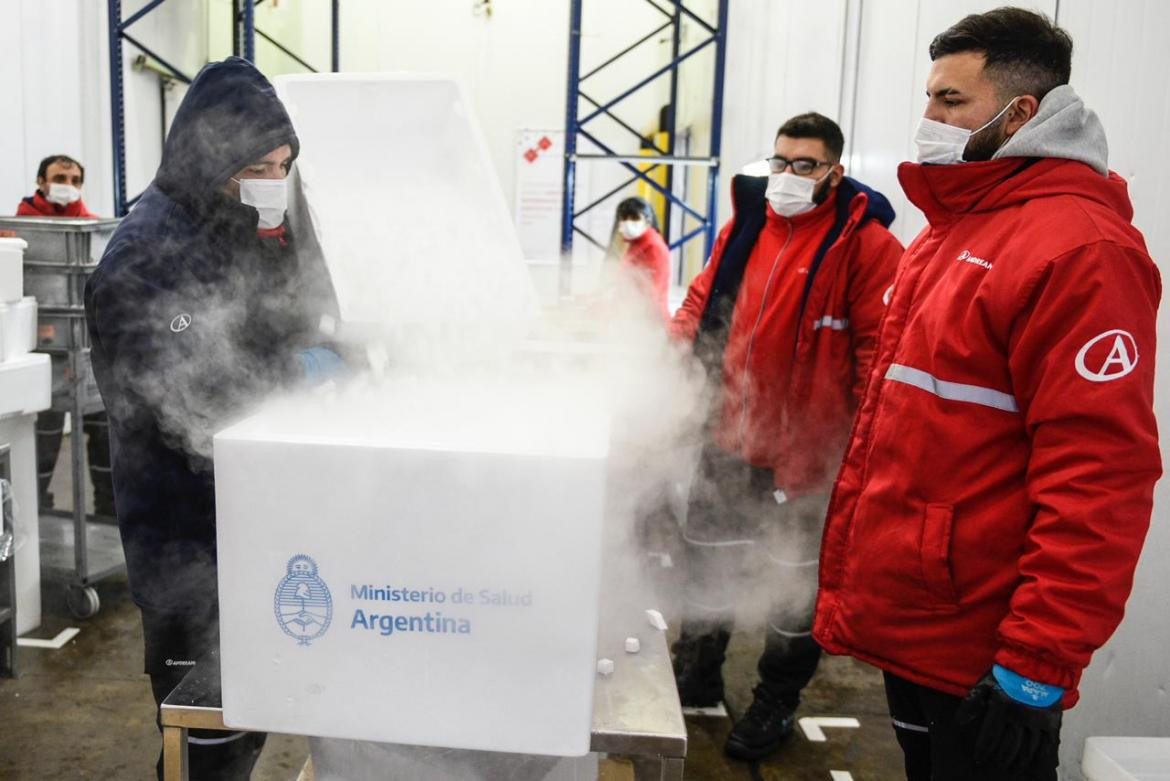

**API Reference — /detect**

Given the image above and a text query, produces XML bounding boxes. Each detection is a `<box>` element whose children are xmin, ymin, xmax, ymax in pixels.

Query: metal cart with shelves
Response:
<box><xmin>0</xmin><ymin>217</ymin><xmax>123</xmax><ymax>618</ymax></box>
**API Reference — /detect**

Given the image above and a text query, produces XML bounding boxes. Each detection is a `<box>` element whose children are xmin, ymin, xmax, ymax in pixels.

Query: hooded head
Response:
<box><xmin>154</xmin><ymin>57</ymin><xmax>299</xmax><ymax>205</ymax></box>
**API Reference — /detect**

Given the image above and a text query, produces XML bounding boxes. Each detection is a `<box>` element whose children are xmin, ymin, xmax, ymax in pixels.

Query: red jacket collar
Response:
<box><xmin>18</xmin><ymin>191</ymin><xmax>98</xmax><ymax>218</ymax></box>
<box><xmin>256</xmin><ymin>223</ymin><xmax>287</xmax><ymax>245</ymax></box>
<box><xmin>898</xmin><ymin>157</ymin><xmax>1134</xmax><ymax>227</ymax></box>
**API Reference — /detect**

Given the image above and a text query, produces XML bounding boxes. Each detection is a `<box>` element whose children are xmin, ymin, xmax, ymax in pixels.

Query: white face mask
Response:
<box><xmin>619</xmin><ymin>219</ymin><xmax>648</xmax><ymax>241</ymax></box>
<box><xmin>913</xmin><ymin>98</ymin><xmax>1019</xmax><ymax>165</ymax></box>
<box><xmin>46</xmin><ymin>183</ymin><xmax>82</xmax><ymax>206</ymax></box>
<box><xmin>766</xmin><ymin>170</ymin><xmax>831</xmax><ymax>217</ymax></box>
<box><xmin>234</xmin><ymin>177</ymin><xmax>288</xmax><ymax>229</ymax></box>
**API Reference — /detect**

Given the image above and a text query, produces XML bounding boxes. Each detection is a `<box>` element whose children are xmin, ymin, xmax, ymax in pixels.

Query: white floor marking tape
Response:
<box><xmin>799</xmin><ymin>716</ymin><xmax>861</xmax><ymax>742</ymax></box>
<box><xmin>830</xmin><ymin>771</ymin><xmax>855</xmax><ymax>781</ymax></box>
<box><xmin>681</xmin><ymin>702</ymin><xmax>729</xmax><ymax>718</ymax></box>
<box><xmin>18</xmin><ymin>627</ymin><xmax>80</xmax><ymax>649</ymax></box>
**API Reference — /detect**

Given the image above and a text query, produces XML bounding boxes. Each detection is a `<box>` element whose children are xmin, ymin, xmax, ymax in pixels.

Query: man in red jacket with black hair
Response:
<box><xmin>814</xmin><ymin>8</ymin><xmax>1161</xmax><ymax>780</ymax></box>
<box><xmin>670</xmin><ymin>112</ymin><xmax>903</xmax><ymax>761</ymax></box>
<box><xmin>17</xmin><ymin>154</ymin><xmax>98</xmax><ymax>218</ymax></box>
<box><xmin>14</xmin><ymin>154</ymin><xmax>113</xmax><ymax>520</ymax></box>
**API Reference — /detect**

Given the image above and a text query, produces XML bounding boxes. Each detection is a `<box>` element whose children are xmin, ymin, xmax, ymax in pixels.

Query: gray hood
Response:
<box><xmin>993</xmin><ymin>84</ymin><xmax>1109</xmax><ymax>176</ymax></box>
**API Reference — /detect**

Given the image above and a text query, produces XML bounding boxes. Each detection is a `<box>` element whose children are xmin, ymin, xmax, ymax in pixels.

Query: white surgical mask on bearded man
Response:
<box><xmin>766</xmin><ymin>169</ymin><xmax>832</xmax><ymax>217</ymax></box>
<box><xmin>46</xmin><ymin>183</ymin><xmax>82</xmax><ymax>206</ymax></box>
<box><xmin>619</xmin><ymin>219</ymin><xmax>648</xmax><ymax>241</ymax></box>
<box><xmin>234</xmin><ymin>177</ymin><xmax>288</xmax><ymax>229</ymax></box>
<box><xmin>913</xmin><ymin>97</ymin><xmax>1020</xmax><ymax>165</ymax></box>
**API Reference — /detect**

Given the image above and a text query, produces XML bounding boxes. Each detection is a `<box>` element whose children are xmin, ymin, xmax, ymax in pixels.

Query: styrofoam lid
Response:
<box><xmin>1083</xmin><ymin>737</ymin><xmax>1170</xmax><ymax>781</ymax></box>
<box><xmin>0</xmin><ymin>237</ymin><xmax>28</xmax><ymax>251</ymax></box>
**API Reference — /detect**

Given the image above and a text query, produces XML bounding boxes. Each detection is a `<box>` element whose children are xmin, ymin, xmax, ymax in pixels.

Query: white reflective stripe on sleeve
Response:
<box><xmin>681</xmin><ymin>533</ymin><xmax>756</xmax><ymax>548</ymax></box>
<box><xmin>813</xmin><ymin>316</ymin><xmax>850</xmax><ymax>331</ymax></box>
<box><xmin>188</xmin><ymin>731</ymin><xmax>250</xmax><ymax>746</ymax></box>
<box><xmin>891</xmin><ymin>719</ymin><xmax>929</xmax><ymax>734</ymax></box>
<box><xmin>885</xmin><ymin>364</ymin><xmax>1019</xmax><ymax>413</ymax></box>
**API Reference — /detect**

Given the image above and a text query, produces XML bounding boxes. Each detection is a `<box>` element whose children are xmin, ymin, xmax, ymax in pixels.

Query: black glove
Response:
<box><xmin>955</xmin><ymin>668</ymin><xmax>1062</xmax><ymax>775</ymax></box>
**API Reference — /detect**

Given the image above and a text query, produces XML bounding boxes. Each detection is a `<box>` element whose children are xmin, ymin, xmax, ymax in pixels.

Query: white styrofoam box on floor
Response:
<box><xmin>1084</xmin><ymin>737</ymin><xmax>1170</xmax><ymax>780</ymax></box>
<box><xmin>0</xmin><ymin>238</ymin><xmax>26</xmax><ymax>303</ymax></box>
<box><xmin>215</xmin><ymin>376</ymin><xmax>609</xmax><ymax>756</ymax></box>
<box><xmin>0</xmin><ymin>297</ymin><xmax>37</xmax><ymax>361</ymax></box>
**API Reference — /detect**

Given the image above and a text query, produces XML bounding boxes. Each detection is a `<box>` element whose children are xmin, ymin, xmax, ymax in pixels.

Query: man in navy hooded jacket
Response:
<box><xmin>85</xmin><ymin>57</ymin><xmax>339</xmax><ymax>779</ymax></box>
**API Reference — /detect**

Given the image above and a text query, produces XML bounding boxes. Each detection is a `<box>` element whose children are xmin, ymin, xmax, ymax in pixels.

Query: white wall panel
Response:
<box><xmin>1051</xmin><ymin>1</ymin><xmax>1170</xmax><ymax>777</ymax></box>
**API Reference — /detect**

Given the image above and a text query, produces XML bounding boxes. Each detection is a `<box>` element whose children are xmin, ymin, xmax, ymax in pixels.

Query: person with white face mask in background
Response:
<box><xmin>13</xmin><ymin>155</ymin><xmax>116</xmax><ymax>522</ymax></box>
<box><xmin>669</xmin><ymin>112</ymin><xmax>903</xmax><ymax>762</ymax></box>
<box><xmin>85</xmin><ymin>57</ymin><xmax>344</xmax><ymax>780</ymax></box>
<box><xmin>814</xmin><ymin>8</ymin><xmax>1161</xmax><ymax>780</ymax></box>
<box><xmin>16</xmin><ymin>154</ymin><xmax>98</xmax><ymax>218</ymax></box>
<box><xmin>612</xmin><ymin>196</ymin><xmax>671</xmax><ymax>320</ymax></box>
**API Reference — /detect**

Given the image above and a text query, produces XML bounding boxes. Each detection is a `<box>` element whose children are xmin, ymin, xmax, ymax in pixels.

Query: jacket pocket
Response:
<box><xmin>920</xmin><ymin>503</ymin><xmax>959</xmax><ymax>604</ymax></box>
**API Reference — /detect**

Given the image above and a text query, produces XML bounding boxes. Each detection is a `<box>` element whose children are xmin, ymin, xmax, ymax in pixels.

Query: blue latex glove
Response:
<box><xmin>296</xmin><ymin>346</ymin><xmax>346</xmax><ymax>384</ymax></box>
<box><xmin>992</xmin><ymin>664</ymin><xmax>1064</xmax><ymax>707</ymax></box>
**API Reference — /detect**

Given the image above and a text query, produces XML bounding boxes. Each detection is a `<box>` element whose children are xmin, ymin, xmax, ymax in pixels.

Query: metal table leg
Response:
<box><xmin>162</xmin><ymin>724</ymin><xmax>188</xmax><ymax>781</ymax></box>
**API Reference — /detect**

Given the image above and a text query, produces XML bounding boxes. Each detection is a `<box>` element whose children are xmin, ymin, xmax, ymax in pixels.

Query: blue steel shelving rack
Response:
<box><xmin>107</xmin><ymin>0</ymin><xmax>341</xmax><ymax>216</ymax></box>
<box><xmin>560</xmin><ymin>0</ymin><xmax>729</xmax><ymax>294</ymax></box>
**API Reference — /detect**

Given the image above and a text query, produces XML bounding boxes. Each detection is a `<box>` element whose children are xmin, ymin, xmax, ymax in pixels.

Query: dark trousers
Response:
<box><xmin>35</xmin><ymin>410</ymin><xmax>116</xmax><ymax>516</ymax></box>
<box><xmin>140</xmin><ymin>605</ymin><xmax>266</xmax><ymax>780</ymax></box>
<box><xmin>883</xmin><ymin>672</ymin><xmax>1059</xmax><ymax>781</ymax></box>
<box><xmin>680</xmin><ymin>445</ymin><xmax>826</xmax><ymax>707</ymax></box>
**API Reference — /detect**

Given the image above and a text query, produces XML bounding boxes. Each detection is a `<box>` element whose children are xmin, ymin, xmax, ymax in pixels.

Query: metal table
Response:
<box><xmin>161</xmin><ymin>609</ymin><xmax>686</xmax><ymax>780</ymax></box>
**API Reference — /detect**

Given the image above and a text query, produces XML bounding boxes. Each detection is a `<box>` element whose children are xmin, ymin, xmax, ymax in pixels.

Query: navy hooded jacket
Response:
<box><xmin>85</xmin><ymin>58</ymin><xmax>337</xmax><ymax>612</ymax></box>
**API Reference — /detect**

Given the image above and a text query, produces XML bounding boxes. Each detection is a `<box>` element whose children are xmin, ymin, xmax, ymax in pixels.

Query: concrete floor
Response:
<box><xmin>0</xmin><ymin>437</ymin><xmax>908</xmax><ymax>779</ymax></box>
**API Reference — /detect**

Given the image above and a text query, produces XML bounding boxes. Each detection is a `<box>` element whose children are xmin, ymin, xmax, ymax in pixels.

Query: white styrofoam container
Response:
<box><xmin>214</xmin><ymin>379</ymin><xmax>609</xmax><ymax>756</ymax></box>
<box><xmin>1084</xmin><ymin>737</ymin><xmax>1170</xmax><ymax>781</ymax></box>
<box><xmin>0</xmin><ymin>297</ymin><xmax>37</xmax><ymax>361</ymax></box>
<box><xmin>0</xmin><ymin>352</ymin><xmax>51</xmax><ymax>418</ymax></box>
<box><xmin>0</xmin><ymin>237</ymin><xmax>25</xmax><ymax>304</ymax></box>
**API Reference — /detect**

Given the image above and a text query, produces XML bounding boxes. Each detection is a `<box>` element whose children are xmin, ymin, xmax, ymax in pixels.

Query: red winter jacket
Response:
<box><xmin>17</xmin><ymin>191</ymin><xmax>98</xmax><ymax>218</ymax></box>
<box><xmin>622</xmin><ymin>226</ymin><xmax>671</xmax><ymax>321</ymax></box>
<box><xmin>672</xmin><ymin>176</ymin><xmax>903</xmax><ymax>494</ymax></box>
<box><xmin>814</xmin><ymin>157</ymin><xmax>1162</xmax><ymax>707</ymax></box>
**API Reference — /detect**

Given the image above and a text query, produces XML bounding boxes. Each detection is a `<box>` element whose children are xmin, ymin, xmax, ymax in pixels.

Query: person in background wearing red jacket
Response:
<box><xmin>17</xmin><ymin>154</ymin><xmax>98</xmax><ymax>218</ymax></box>
<box><xmin>14</xmin><ymin>155</ymin><xmax>114</xmax><ymax>520</ymax></box>
<box><xmin>614</xmin><ymin>197</ymin><xmax>671</xmax><ymax>320</ymax></box>
<box><xmin>813</xmin><ymin>9</ymin><xmax>1161</xmax><ymax>780</ymax></box>
<box><xmin>670</xmin><ymin>112</ymin><xmax>903</xmax><ymax>761</ymax></box>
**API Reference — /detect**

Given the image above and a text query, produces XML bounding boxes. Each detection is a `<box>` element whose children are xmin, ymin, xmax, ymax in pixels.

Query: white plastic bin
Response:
<box><xmin>1084</xmin><ymin>737</ymin><xmax>1170</xmax><ymax>780</ymax></box>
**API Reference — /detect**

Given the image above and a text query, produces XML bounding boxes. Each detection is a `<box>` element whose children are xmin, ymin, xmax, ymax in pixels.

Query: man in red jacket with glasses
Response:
<box><xmin>814</xmin><ymin>8</ymin><xmax>1161</xmax><ymax>780</ymax></box>
<box><xmin>670</xmin><ymin>112</ymin><xmax>903</xmax><ymax>761</ymax></box>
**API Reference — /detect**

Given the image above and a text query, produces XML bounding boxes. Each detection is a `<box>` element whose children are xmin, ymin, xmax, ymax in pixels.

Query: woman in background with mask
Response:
<box><xmin>612</xmin><ymin>196</ymin><xmax>671</xmax><ymax>320</ymax></box>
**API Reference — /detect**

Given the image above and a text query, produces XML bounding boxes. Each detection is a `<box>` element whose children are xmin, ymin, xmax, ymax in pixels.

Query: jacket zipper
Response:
<box><xmin>738</xmin><ymin>221</ymin><xmax>794</xmax><ymax>450</ymax></box>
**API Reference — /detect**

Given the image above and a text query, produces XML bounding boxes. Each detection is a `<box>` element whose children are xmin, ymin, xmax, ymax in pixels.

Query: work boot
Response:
<box><xmin>724</xmin><ymin>684</ymin><xmax>797</xmax><ymax>760</ymax></box>
<box><xmin>671</xmin><ymin>629</ymin><xmax>729</xmax><ymax>707</ymax></box>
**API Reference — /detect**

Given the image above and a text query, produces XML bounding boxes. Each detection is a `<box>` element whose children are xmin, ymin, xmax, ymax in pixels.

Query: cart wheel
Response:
<box><xmin>66</xmin><ymin>586</ymin><xmax>100</xmax><ymax>619</ymax></box>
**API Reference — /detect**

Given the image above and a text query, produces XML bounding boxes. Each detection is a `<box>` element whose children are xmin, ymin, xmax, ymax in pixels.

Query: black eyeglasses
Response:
<box><xmin>767</xmin><ymin>156</ymin><xmax>832</xmax><ymax>176</ymax></box>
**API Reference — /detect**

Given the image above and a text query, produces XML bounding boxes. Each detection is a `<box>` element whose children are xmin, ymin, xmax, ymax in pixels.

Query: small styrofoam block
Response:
<box><xmin>0</xmin><ymin>237</ymin><xmax>26</xmax><ymax>304</ymax></box>
<box><xmin>0</xmin><ymin>353</ymin><xmax>51</xmax><ymax>416</ymax></box>
<box><xmin>596</xmin><ymin>658</ymin><xmax>614</xmax><ymax>676</ymax></box>
<box><xmin>645</xmin><ymin>609</ymin><xmax>668</xmax><ymax>631</ymax></box>
<box><xmin>1083</xmin><ymin>736</ymin><xmax>1170</xmax><ymax>781</ymax></box>
<box><xmin>624</xmin><ymin>637</ymin><xmax>640</xmax><ymax>654</ymax></box>
<box><xmin>1</xmin><ymin>298</ymin><xmax>37</xmax><ymax>360</ymax></box>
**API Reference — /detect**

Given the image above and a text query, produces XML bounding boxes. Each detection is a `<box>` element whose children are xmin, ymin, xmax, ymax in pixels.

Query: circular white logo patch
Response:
<box><xmin>170</xmin><ymin>313</ymin><xmax>192</xmax><ymax>333</ymax></box>
<box><xmin>1075</xmin><ymin>329</ymin><xmax>1138</xmax><ymax>382</ymax></box>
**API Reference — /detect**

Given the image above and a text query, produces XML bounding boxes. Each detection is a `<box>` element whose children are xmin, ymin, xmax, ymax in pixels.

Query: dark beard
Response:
<box><xmin>962</xmin><ymin>122</ymin><xmax>1009</xmax><ymax>162</ymax></box>
<box><xmin>813</xmin><ymin>174</ymin><xmax>835</xmax><ymax>205</ymax></box>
